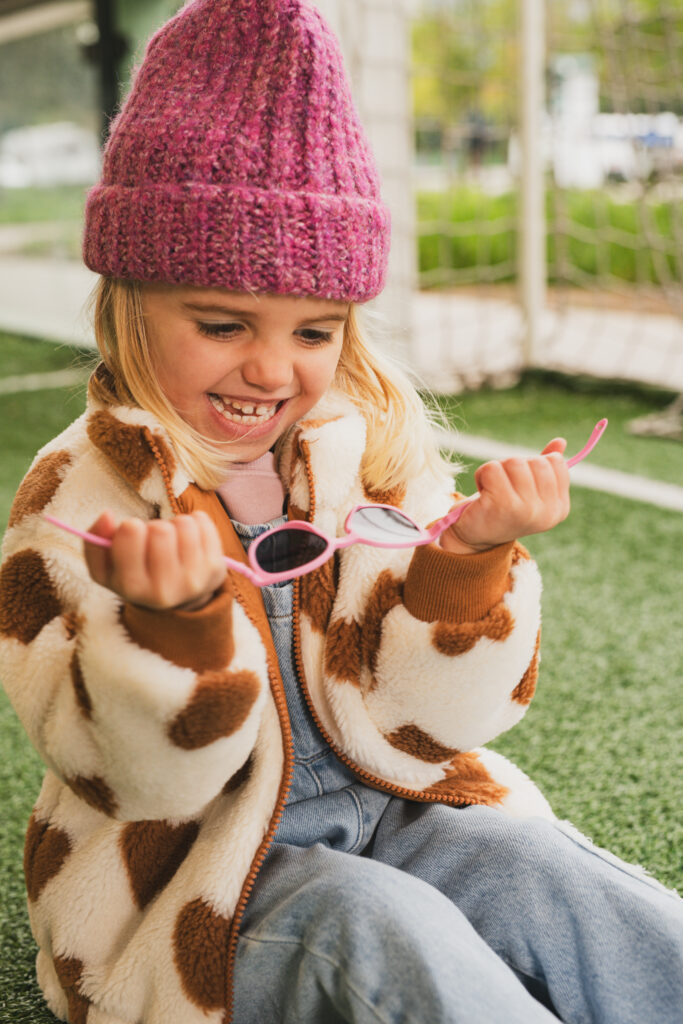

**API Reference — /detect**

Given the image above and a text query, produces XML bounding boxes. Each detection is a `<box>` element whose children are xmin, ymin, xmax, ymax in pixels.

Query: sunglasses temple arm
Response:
<box><xmin>565</xmin><ymin>418</ymin><xmax>608</xmax><ymax>468</ymax></box>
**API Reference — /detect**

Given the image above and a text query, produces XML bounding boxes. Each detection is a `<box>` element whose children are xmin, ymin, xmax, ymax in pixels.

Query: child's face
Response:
<box><xmin>141</xmin><ymin>284</ymin><xmax>348</xmax><ymax>462</ymax></box>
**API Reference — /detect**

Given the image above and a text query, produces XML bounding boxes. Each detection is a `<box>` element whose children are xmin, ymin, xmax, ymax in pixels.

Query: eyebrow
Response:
<box><xmin>181</xmin><ymin>302</ymin><xmax>348</xmax><ymax>323</ymax></box>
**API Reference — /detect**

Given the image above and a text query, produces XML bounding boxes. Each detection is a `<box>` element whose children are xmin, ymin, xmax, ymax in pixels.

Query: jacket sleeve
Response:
<box><xmin>0</xmin><ymin>455</ymin><xmax>269</xmax><ymax>822</ymax></box>
<box><xmin>362</xmin><ymin>538</ymin><xmax>541</xmax><ymax>751</ymax></box>
<box><xmin>310</xmin><ymin>527</ymin><xmax>541</xmax><ymax>787</ymax></box>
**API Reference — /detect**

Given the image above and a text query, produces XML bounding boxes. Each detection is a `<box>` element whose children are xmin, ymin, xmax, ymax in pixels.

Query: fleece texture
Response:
<box><xmin>0</xmin><ymin>393</ymin><xmax>551</xmax><ymax>1024</ymax></box>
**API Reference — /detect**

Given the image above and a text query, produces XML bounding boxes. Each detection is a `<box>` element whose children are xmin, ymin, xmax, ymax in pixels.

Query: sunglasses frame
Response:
<box><xmin>44</xmin><ymin>419</ymin><xmax>608</xmax><ymax>588</ymax></box>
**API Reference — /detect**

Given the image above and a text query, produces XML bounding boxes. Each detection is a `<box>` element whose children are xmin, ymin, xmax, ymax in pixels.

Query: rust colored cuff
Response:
<box><xmin>403</xmin><ymin>541</ymin><xmax>515</xmax><ymax>624</ymax></box>
<box><xmin>121</xmin><ymin>584</ymin><xmax>234</xmax><ymax>673</ymax></box>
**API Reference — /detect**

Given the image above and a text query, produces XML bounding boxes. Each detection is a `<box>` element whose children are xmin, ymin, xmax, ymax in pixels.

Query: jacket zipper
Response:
<box><xmin>290</xmin><ymin>576</ymin><xmax>478</xmax><ymax>809</ymax></box>
<box><xmin>221</xmin><ymin>568</ymin><xmax>478</xmax><ymax>1022</ymax></box>
<box><xmin>222</xmin><ymin>569</ymin><xmax>295</xmax><ymax>1024</ymax></box>
<box><xmin>146</xmin><ymin>428</ymin><xmax>478</xmax><ymax>1023</ymax></box>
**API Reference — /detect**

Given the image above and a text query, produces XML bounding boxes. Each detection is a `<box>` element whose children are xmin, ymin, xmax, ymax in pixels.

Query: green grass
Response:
<box><xmin>418</xmin><ymin>187</ymin><xmax>682</xmax><ymax>286</ymax></box>
<box><xmin>0</xmin><ymin>185</ymin><xmax>87</xmax><ymax>225</ymax></box>
<box><xmin>0</xmin><ymin>336</ymin><xmax>681</xmax><ymax>1021</ymax></box>
<box><xmin>0</xmin><ymin>334</ymin><xmax>89</xmax><ymax>1022</ymax></box>
<box><xmin>434</xmin><ymin>372</ymin><xmax>683</xmax><ymax>490</ymax></box>
<box><xmin>0</xmin><ymin>332</ymin><xmax>94</xmax><ymax>532</ymax></box>
<box><xmin>492</xmin><ymin>490</ymin><xmax>683</xmax><ymax>885</ymax></box>
<box><xmin>441</xmin><ymin>376</ymin><xmax>683</xmax><ymax>882</ymax></box>
<box><xmin>0</xmin><ymin>331</ymin><xmax>91</xmax><ymax>377</ymax></box>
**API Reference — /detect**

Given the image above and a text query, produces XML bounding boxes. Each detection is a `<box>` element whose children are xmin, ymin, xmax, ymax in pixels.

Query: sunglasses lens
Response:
<box><xmin>254</xmin><ymin>527</ymin><xmax>329</xmax><ymax>575</ymax></box>
<box><xmin>348</xmin><ymin>506</ymin><xmax>422</xmax><ymax>543</ymax></box>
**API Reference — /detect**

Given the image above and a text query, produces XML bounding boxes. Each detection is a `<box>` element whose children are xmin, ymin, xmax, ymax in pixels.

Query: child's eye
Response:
<box><xmin>297</xmin><ymin>329</ymin><xmax>333</xmax><ymax>346</ymax></box>
<box><xmin>197</xmin><ymin>321</ymin><xmax>243</xmax><ymax>339</ymax></box>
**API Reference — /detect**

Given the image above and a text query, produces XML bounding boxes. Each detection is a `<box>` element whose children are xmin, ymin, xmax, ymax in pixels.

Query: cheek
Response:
<box><xmin>307</xmin><ymin>347</ymin><xmax>343</xmax><ymax>394</ymax></box>
<box><xmin>150</xmin><ymin>337</ymin><xmax>213</xmax><ymax>399</ymax></box>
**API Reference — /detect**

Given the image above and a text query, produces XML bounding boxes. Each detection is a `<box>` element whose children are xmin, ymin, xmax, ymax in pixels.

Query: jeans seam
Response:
<box><xmin>301</xmin><ymin>762</ymin><xmax>324</xmax><ymax>797</ymax></box>
<box><xmin>239</xmin><ymin>934</ymin><xmax>394</xmax><ymax>1024</ymax></box>
<box><xmin>345</xmin><ymin>787</ymin><xmax>365</xmax><ymax>855</ymax></box>
<box><xmin>550</xmin><ymin>820</ymin><xmax>681</xmax><ymax>901</ymax></box>
<box><xmin>295</xmin><ymin>749</ymin><xmax>332</xmax><ymax>766</ymax></box>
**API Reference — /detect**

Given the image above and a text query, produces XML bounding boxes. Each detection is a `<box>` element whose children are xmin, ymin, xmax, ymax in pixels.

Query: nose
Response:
<box><xmin>240</xmin><ymin>338</ymin><xmax>294</xmax><ymax>394</ymax></box>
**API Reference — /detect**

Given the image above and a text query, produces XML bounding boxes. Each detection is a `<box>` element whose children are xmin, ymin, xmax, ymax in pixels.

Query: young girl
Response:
<box><xmin>1</xmin><ymin>2</ymin><xmax>681</xmax><ymax>1022</ymax></box>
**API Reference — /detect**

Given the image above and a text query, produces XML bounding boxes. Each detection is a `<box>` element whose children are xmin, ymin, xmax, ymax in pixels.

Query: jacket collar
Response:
<box><xmin>84</xmin><ymin>393</ymin><xmax>366</xmax><ymax>516</ymax></box>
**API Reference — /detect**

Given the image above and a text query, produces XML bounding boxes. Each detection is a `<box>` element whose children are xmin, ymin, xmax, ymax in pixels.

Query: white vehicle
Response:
<box><xmin>0</xmin><ymin>121</ymin><xmax>101</xmax><ymax>188</ymax></box>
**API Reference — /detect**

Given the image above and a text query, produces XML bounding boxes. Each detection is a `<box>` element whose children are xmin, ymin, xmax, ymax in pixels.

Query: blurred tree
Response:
<box><xmin>0</xmin><ymin>25</ymin><xmax>99</xmax><ymax>135</ymax></box>
<box><xmin>412</xmin><ymin>0</ymin><xmax>683</xmax><ymax>135</ymax></box>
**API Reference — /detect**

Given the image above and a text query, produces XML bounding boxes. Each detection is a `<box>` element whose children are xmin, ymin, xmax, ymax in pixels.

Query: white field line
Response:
<box><xmin>0</xmin><ymin>369</ymin><xmax>90</xmax><ymax>395</ymax></box>
<box><xmin>434</xmin><ymin>427</ymin><xmax>683</xmax><ymax>513</ymax></box>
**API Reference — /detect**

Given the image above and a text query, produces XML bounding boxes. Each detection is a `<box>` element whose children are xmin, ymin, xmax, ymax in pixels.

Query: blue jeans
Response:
<box><xmin>235</xmin><ymin>806</ymin><xmax>683</xmax><ymax>1024</ymax></box>
<box><xmin>231</xmin><ymin>519</ymin><xmax>683</xmax><ymax>1023</ymax></box>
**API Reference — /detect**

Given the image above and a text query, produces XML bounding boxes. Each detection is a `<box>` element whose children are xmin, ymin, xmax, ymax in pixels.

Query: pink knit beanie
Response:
<box><xmin>83</xmin><ymin>0</ymin><xmax>390</xmax><ymax>302</ymax></box>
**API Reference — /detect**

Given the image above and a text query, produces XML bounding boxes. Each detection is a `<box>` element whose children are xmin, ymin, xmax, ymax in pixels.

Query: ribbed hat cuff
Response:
<box><xmin>83</xmin><ymin>184</ymin><xmax>390</xmax><ymax>302</ymax></box>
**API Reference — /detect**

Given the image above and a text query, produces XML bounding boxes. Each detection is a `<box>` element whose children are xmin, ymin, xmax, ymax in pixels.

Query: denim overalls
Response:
<box><xmin>232</xmin><ymin>516</ymin><xmax>391</xmax><ymax>850</ymax></box>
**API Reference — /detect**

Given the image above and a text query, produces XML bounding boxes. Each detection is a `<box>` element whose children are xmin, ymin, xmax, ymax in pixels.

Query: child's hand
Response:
<box><xmin>440</xmin><ymin>439</ymin><xmax>571</xmax><ymax>555</ymax></box>
<box><xmin>83</xmin><ymin>511</ymin><xmax>227</xmax><ymax>611</ymax></box>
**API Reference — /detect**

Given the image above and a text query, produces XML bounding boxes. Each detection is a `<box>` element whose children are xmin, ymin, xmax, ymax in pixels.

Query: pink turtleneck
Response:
<box><xmin>215</xmin><ymin>451</ymin><xmax>286</xmax><ymax>525</ymax></box>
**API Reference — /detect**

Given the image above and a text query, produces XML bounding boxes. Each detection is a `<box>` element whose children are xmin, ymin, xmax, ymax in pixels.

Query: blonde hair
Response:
<box><xmin>88</xmin><ymin>277</ymin><xmax>456</xmax><ymax>494</ymax></box>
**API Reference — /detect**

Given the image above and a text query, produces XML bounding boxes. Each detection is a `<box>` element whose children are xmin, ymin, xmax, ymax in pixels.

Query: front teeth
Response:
<box><xmin>209</xmin><ymin>394</ymin><xmax>279</xmax><ymax>424</ymax></box>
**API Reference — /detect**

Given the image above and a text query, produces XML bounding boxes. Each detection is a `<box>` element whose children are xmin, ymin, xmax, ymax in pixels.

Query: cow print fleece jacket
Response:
<box><xmin>0</xmin><ymin>391</ymin><xmax>553</xmax><ymax>1024</ymax></box>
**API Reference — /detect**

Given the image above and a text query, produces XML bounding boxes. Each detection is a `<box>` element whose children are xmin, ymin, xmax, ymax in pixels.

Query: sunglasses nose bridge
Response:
<box><xmin>337</xmin><ymin>533</ymin><xmax>357</xmax><ymax>549</ymax></box>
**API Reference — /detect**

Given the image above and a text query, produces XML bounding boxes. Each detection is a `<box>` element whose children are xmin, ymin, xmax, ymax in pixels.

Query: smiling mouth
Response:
<box><xmin>208</xmin><ymin>394</ymin><xmax>284</xmax><ymax>425</ymax></box>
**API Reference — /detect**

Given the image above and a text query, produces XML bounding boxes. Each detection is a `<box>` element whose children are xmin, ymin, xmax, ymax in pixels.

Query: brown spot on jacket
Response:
<box><xmin>361</xmin><ymin>480</ymin><xmax>407</xmax><ymax>510</ymax></box>
<box><xmin>8</xmin><ymin>450</ymin><xmax>72</xmax><ymax>528</ymax></box>
<box><xmin>168</xmin><ymin>669</ymin><xmax>261</xmax><ymax>750</ymax></box>
<box><xmin>67</xmin><ymin>775</ymin><xmax>118</xmax><ymax>817</ymax></box>
<box><xmin>52</xmin><ymin>955</ymin><xmax>91</xmax><ymax>1024</ymax></box>
<box><xmin>433</xmin><ymin>602</ymin><xmax>514</xmax><ymax>657</ymax></box>
<box><xmin>385</xmin><ymin>723</ymin><xmax>460</xmax><ymax>764</ymax></box>
<box><xmin>173</xmin><ymin>897</ymin><xmax>231</xmax><ymax>1011</ymax></box>
<box><xmin>87</xmin><ymin>409</ymin><xmax>175</xmax><ymax>490</ymax></box>
<box><xmin>325</xmin><ymin>616</ymin><xmax>362</xmax><ymax>686</ymax></box>
<box><xmin>120</xmin><ymin>819</ymin><xmax>200</xmax><ymax>910</ymax></box>
<box><xmin>24</xmin><ymin>813</ymin><xmax>72</xmax><ymax>903</ymax></box>
<box><xmin>0</xmin><ymin>549</ymin><xmax>63</xmax><ymax>644</ymax></box>
<box><xmin>361</xmin><ymin>570</ymin><xmax>403</xmax><ymax>678</ymax></box>
<box><xmin>425</xmin><ymin>751</ymin><xmax>509</xmax><ymax>807</ymax></box>
<box><xmin>299</xmin><ymin>555</ymin><xmax>337</xmax><ymax>634</ymax></box>
<box><xmin>511</xmin><ymin>630</ymin><xmax>541</xmax><ymax>705</ymax></box>
<box><xmin>70</xmin><ymin>651</ymin><xmax>92</xmax><ymax>719</ymax></box>
<box><xmin>223</xmin><ymin>754</ymin><xmax>255</xmax><ymax>795</ymax></box>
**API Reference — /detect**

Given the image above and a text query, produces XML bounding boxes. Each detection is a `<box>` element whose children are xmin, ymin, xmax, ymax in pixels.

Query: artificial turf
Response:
<box><xmin>434</xmin><ymin>370</ymin><xmax>683</xmax><ymax>489</ymax></box>
<box><xmin>0</xmin><ymin>334</ymin><xmax>681</xmax><ymax>1022</ymax></box>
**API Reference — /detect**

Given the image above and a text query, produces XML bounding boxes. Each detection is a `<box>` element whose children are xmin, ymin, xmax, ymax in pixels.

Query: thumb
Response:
<box><xmin>83</xmin><ymin>511</ymin><xmax>117</xmax><ymax>586</ymax></box>
<box><xmin>541</xmin><ymin>437</ymin><xmax>567</xmax><ymax>457</ymax></box>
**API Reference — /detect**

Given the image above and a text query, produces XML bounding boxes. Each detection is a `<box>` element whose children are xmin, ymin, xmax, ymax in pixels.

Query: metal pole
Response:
<box><xmin>93</xmin><ymin>0</ymin><xmax>120</xmax><ymax>143</ymax></box>
<box><xmin>519</xmin><ymin>0</ymin><xmax>547</xmax><ymax>366</ymax></box>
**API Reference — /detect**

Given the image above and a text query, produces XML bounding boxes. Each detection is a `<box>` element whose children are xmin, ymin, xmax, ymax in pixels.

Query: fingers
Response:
<box><xmin>528</xmin><ymin>453</ymin><xmax>571</xmax><ymax>524</ymax></box>
<box><xmin>110</xmin><ymin>517</ymin><xmax>150</xmax><ymax>603</ymax></box>
<box><xmin>195</xmin><ymin>511</ymin><xmax>229</xmax><ymax>589</ymax></box>
<box><xmin>83</xmin><ymin>510</ymin><xmax>117</xmax><ymax>586</ymax></box>
<box><xmin>541</xmin><ymin>437</ymin><xmax>567</xmax><ymax>456</ymax></box>
<box><xmin>84</xmin><ymin>511</ymin><xmax>226</xmax><ymax>609</ymax></box>
<box><xmin>458</xmin><ymin>446</ymin><xmax>571</xmax><ymax>549</ymax></box>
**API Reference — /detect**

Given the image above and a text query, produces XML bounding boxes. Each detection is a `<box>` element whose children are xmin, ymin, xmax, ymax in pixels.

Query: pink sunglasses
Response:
<box><xmin>45</xmin><ymin>419</ymin><xmax>607</xmax><ymax>588</ymax></box>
